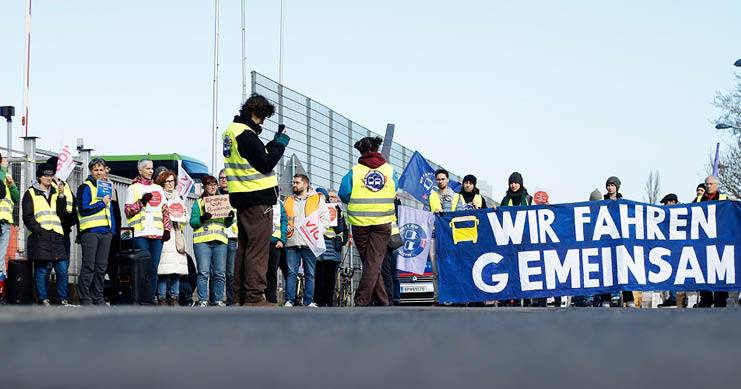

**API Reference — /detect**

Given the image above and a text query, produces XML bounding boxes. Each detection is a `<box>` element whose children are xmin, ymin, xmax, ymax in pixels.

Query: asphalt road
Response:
<box><xmin>0</xmin><ymin>306</ymin><xmax>738</xmax><ymax>389</ymax></box>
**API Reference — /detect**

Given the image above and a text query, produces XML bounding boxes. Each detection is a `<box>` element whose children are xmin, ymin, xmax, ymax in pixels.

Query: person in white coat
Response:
<box><xmin>156</xmin><ymin>170</ymin><xmax>188</xmax><ymax>306</ymax></box>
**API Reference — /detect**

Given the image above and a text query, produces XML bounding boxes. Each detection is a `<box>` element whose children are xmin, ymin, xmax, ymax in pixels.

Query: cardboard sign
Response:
<box><xmin>176</xmin><ymin>168</ymin><xmax>194</xmax><ymax>198</ymax></box>
<box><xmin>204</xmin><ymin>195</ymin><xmax>231</xmax><ymax>218</ymax></box>
<box><xmin>328</xmin><ymin>203</ymin><xmax>339</xmax><ymax>227</ymax></box>
<box><xmin>168</xmin><ymin>199</ymin><xmax>187</xmax><ymax>223</ymax></box>
<box><xmin>297</xmin><ymin>211</ymin><xmax>326</xmax><ymax>258</ymax></box>
<box><xmin>55</xmin><ymin>145</ymin><xmax>75</xmax><ymax>182</ymax></box>
<box><xmin>96</xmin><ymin>180</ymin><xmax>112</xmax><ymax>199</ymax></box>
<box><xmin>146</xmin><ymin>188</ymin><xmax>165</xmax><ymax>211</ymax></box>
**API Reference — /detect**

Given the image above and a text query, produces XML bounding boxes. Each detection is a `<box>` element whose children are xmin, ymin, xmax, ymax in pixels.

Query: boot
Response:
<box><xmin>676</xmin><ymin>292</ymin><xmax>686</xmax><ymax>309</ymax></box>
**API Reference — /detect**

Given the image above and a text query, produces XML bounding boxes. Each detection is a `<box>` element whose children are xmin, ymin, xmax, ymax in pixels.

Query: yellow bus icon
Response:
<box><xmin>450</xmin><ymin>215</ymin><xmax>479</xmax><ymax>244</ymax></box>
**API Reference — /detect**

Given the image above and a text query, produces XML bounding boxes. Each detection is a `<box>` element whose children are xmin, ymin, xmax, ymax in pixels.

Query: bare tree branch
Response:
<box><xmin>643</xmin><ymin>170</ymin><xmax>660</xmax><ymax>204</ymax></box>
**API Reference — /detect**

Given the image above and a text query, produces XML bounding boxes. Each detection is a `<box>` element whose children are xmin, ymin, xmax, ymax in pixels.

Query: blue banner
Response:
<box><xmin>435</xmin><ymin>199</ymin><xmax>741</xmax><ymax>303</ymax></box>
<box><xmin>399</xmin><ymin>151</ymin><xmax>460</xmax><ymax>204</ymax></box>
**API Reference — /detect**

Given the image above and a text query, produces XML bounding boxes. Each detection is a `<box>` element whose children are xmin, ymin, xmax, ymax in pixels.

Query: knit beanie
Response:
<box><xmin>508</xmin><ymin>172</ymin><xmax>523</xmax><ymax>186</ymax></box>
<box><xmin>463</xmin><ymin>174</ymin><xmax>477</xmax><ymax>187</ymax></box>
<box><xmin>37</xmin><ymin>163</ymin><xmax>55</xmax><ymax>178</ymax></box>
<box><xmin>605</xmin><ymin>176</ymin><xmax>621</xmax><ymax>190</ymax></box>
<box><xmin>589</xmin><ymin>189</ymin><xmax>602</xmax><ymax>201</ymax></box>
<box><xmin>315</xmin><ymin>187</ymin><xmax>329</xmax><ymax>202</ymax></box>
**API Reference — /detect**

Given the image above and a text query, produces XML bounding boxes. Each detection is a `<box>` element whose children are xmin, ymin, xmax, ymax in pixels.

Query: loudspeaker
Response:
<box><xmin>117</xmin><ymin>249</ymin><xmax>153</xmax><ymax>304</ymax></box>
<box><xmin>6</xmin><ymin>260</ymin><xmax>33</xmax><ymax>304</ymax></box>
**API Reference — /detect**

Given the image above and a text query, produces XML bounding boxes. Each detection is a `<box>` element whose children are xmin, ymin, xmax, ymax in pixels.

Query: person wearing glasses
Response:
<box><xmin>218</xmin><ymin>169</ymin><xmax>238</xmax><ymax>306</ymax></box>
<box><xmin>155</xmin><ymin>170</ymin><xmax>188</xmax><ymax>306</ymax></box>
<box><xmin>76</xmin><ymin>158</ymin><xmax>116</xmax><ymax>305</ymax></box>
<box><xmin>190</xmin><ymin>175</ymin><xmax>234</xmax><ymax>307</ymax></box>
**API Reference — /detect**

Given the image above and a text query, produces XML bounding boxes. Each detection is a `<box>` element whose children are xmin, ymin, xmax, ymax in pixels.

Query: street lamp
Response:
<box><xmin>734</xmin><ymin>59</ymin><xmax>741</xmax><ymax>67</ymax></box>
<box><xmin>0</xmin><ymin>106</ymin><xmax>14</xmax><ymax>154</ymax></box>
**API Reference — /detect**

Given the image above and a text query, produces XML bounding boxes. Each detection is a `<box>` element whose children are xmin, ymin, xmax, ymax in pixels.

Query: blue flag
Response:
<box><xmin>399</xmin><ymin>151</ymin><xmax>460</xmax><ymax>203</ymax></box>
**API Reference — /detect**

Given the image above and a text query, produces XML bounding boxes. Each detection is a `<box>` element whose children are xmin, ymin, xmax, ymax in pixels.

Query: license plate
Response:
<box><xmin>400</xmin><ymin>282</ymin><xmax>434</xmax><ymax>294</ymax></box>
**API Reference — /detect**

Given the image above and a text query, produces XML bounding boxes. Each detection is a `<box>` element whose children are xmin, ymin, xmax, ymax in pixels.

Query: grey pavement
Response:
<box><xmin>0</xmin><ymin>306</ymin><xmax>739</xmax><ymax>389</ymax></box>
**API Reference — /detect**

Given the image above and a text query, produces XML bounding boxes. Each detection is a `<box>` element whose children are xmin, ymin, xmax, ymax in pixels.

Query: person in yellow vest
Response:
<box><xmin>222</xmin><ymin>93</ymin><xmax>289</xmax><ymax>306</ymax></box>
<box><xmin>46</xmin><ymin>156</ymin><xmax>77</xmax><ymax>258</ymax></box>
<box><xmin>339</xmin><ymin>136</ymin><xmax>398</xmax><ymax>307</ymax></box>
<box><xmin>190</xmin><ymin>175</ymin><xmax>234</xmax><ymax>307</ymax></box>
<box><xmin>283</xmin><ymin>174</ymin><xmax>330</xmax><ymax>307</ymax></box>
<box><xmin>460</xmin><ymin>174</ymin><xmax>487</xmax><ymax>210</ymax></box>
<box><xmin>76</xmin><ymin>158</ymin><xmax>116</xmax><ymax>305</ymax></box>
<box><xmin>125</xmin><ymin>158</ymin><xmax>172</xmax><ymax>303</ymax></box>
<box><xmin>266</xmin><ymin>199</ymin><xmax>288</xmax><ymax>304</ymax></box>
<box><xmin>314</xmin><ymin>188</ymin><xmax>349</xmax><ymax>307</ymax></box>
<box><xmin>22</xmin><ymin>163</ymin><xmax>72</xmax><ymax>305</ymax></box>
<box><xmin>0</xmin><ymin>154</ymin><xmax>20</xmax><ymax>291</ymax></box>
<box><xmin>427</xmin><ymin>169</ymin><xmax>464</xmax><ymax>213</ymax></box>
<box><xmin>218</xmin><ymin>168</ymin><xmax>239</xmax><ymax>305</ymax></box>
<box><xmin>697</xmin><ymin>175</ymin><xmax>730</xmax><ymax>308</ymax></box>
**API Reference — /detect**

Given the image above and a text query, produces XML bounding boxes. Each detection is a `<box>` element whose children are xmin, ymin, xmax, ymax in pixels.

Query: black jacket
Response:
<box><xmin>228</xmin><ymin>115</ymin><xmax>286</xmax><ymax>208</ymax></box>
<box><xmin>22</xmin><ymin>185</ymin><xmax>71</xmax><ymax>261</ymax></box>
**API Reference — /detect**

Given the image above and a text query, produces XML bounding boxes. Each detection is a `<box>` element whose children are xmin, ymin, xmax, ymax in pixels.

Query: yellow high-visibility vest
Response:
<box><xmin>284</xmin><ymin>194</ymin><xmax>321</xmax><ymax>238</ymax></box>
<box><xmin>347</xmin><ymin>163</ymin><xmax>396</xmax><ymax>226</ymax></box>
<box><xmin>0</xmin><ymin>180</ymin><xmax>14</xmax><ymax>223</ymax></box>
<box><xmin>51</xmin><ymin>180</ymin><xmax>74</xmax><ymax>214</ymax></box>
<box><xmin>695</xmin><ymin>193</ymin><xmax>727</xmax><ymax>202</ymax></box>
<box><xmin>505</xmin><ymin>195</ymin><xmax>530</xmax><ymax>206</ymax></box>
<box><xmin>193</xmin><ymin>198</ymin><xmax>228</xmax><ymax>244</ymax></box>
<box><xmin>127</xmin><ymin>183</ymin><xmax>164</xmax><ymax>234</ymax></box>
<box><xmin>429</xmin><ymin>191</ymin><xmax>464</xmax><ymax>212</ymax></box>
<box><xmin>78</xmin><ymin>181</ymin><xmax>111</xmax><ymax>232</ymax></box>
<box><xmin>222</xmin><ymin>122</ymin><xmax>278</xmax><ymax>194</ymax></box>
<box><xmin>29</xmin><ymin>188</ymin><xmax>63</xmax><ymax>235</ymax></box>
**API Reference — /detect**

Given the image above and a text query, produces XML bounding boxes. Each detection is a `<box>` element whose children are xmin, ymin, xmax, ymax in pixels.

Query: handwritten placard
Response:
<box><xmin>204</xmin><ymin>195</ymin><xmax>231</xmax><ymax>218</ymax></box>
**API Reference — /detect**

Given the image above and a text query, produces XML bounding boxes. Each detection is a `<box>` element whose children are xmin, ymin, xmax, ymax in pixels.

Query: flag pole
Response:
<box><xmin>712</xmin><ymin>142</ymin><xmax>720</xmax><ymax>176</ymax></box>
<box><xmin>211</xmin><ymin>0</ymin><xmax>221</xmax><ymax>174</ymax></box>
<box><xmin>22</xmin><ymin>0</ymin><xmax>32</xmax><ymax>137</ymax></box>
<box><xmin>241</xmin><ymin>0</ymin><xmax>247</xmax><ymax>102</ymax></box>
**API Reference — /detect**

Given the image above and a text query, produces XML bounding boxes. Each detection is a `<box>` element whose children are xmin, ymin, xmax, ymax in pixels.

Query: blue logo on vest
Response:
<box><xmin>363</xmin><ymin>170</ymin><xmax>386</xmax><ymax>192</ymax></box>
<box><xmin>223</xmin><ymin>136</ymin><xmax>232</xmax><ymax>158</ymax></box>
<box><xmin>398</xmin><ymin>223</ymin><xmax>428</xmax><ymax>258</ymax></box>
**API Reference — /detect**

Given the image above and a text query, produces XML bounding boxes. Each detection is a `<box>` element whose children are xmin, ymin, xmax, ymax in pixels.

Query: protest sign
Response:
<box><xmin>146</xmin><ymin>188</ymin><xmax>165</xmax><ymax>212</ymax></box>
<box><xmin>297</xmin><ymin>211</ymin><xmax>326</xmax><ymax>257</ymax></box>
<box><xmin>96</xmin><ymin>180</ymin><xmax>112</xmax><ymax>199</ymax></box>
<box><xmin>168</xmin><ymin>199</ymin><xmax>187</xmax><ymax>223</ymax></box>
<box><xmin>55</xmin><ymin>145</ymin><xmax>75</xmax><ymax>182</ymax></box>
<box><xmin>396</xmin><ymin>205</ymin><xmax>435</xmax><ymax>275</ymax></box>
<box><xmin>435</xmin><ymin>199</ymin><xmax>741</xmax><ymax>303</ymax></box>
<box><xmin>328</xmin><ymin>204</ymin><xmax>339</xmax><ymax>227</ymax></box>
<box><xmin>533</xmin><ymin>188</ymin><xmax>550</xmax><ymax>205</ymax></box>
<box><xmin>176</xmin><ymin>168</ymin><xmax>194</xmax><ymax>198</ymax></box>
<box><xmin>204</xmin><ymin>195</ymin><xmax>231</xmax><ymax>218</ymax></box>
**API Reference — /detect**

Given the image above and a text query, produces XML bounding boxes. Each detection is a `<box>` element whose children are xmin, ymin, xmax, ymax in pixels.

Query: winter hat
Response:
<box><xmin>46</xmin><ymin>156</ymin><xmax>58</xmax><ymax>169</ymax></box>
<box><xmin>315</xmin><ymin>187</ymin><xmax>329</xmax><ymax>202</ymax></box>
<box><xmin>37</xmin><ymin>163</ymin><xmax>55</xmax><ymax>178</ymax></box>
<box><xmin>508</xmin><ymin>172</ymin><xmax>523</xmax><ymax>186</ymax></box>
<box><xmin>589</xmin><ymin>189</ymin><xmax>602</xmax><ymax>201</ymax></box>
<box><xmin>605</xmin><ymin>176</ymin><xmax>621</xmax><ymax>190</ymax></box>
<box><xmin>697</xmin><ymin>183</ymin><xmax>706</xmax><ymax>191</ymax></box>
<box><xmin>154</xmin><ymin>166</ymin><xmax>168</xmax><ymax>182</ymax></box>
<box><xmin>463</xmin><ymin>174</ymin><xmax>477</xmax><ymax>186</ymax></box>
<box><xmin>660</xmin><ymin>193</ymin><xmax>678</xmax><ymax>204</ymax></box>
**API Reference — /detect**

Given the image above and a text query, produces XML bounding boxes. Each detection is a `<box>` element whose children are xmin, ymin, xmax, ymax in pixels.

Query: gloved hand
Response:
<box><xmin>162</xmin><ymin>230</ymin><xmax>171</xmax><ymax>242</ymax></box>
<box><xmin>273</xmin><ymin>131</ymin><xmax>290</xmax><ymax>147</ymax></box>
<box><xmin>200</xmin><ymin>212</ymin><xmax>212</xmax><ymax>223</ymax></box>
<box><xmin>140</xmin><ymin>193</ymin><xmax>153</xmax><ymax>206</ymax></box>
<box><xmin>225</xmin><ymin>210</ymin><xmax>234</xmax><ymax>225</ymax></box>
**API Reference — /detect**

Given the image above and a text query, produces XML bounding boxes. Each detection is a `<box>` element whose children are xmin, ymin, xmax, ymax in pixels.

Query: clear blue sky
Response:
<box><xmin>1</xmin><ymin>1</ymin><xmax>739</xmax><ymax>203</ymax></box>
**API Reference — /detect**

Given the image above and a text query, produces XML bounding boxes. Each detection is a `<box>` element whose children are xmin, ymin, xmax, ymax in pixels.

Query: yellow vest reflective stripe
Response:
<box><xmin>193</xmin><ymin>198</ymin><xmax>228</xmax><ymax>244</ymax></box>
<box><xmin>127</xmin><ymin>184</ymin><xmax>164</xmax><ymax>233</ymax></box>
<box><xmin>222</xmin><ymin>122</ymin><xmax>279</xmax><ymax>193</ymax></box>
<box><xmin>324</xmin><ymin>227</ymin><xmax>337</xmax><ymax>239</ymax></box>
<box><xmin>429</xmin><ymin>191</ymin><xmax>463</xmax><ymax>212</ymax></box>
<box><xmin>0</xmin><ymin>180</ymin><xmax>14</xmax><ymax>223</ymax></box>
<box><xmin>51</xmin><ymin>180</ymin><xmax>74</xmax><ymax>214</ymax></box>
<box><xmin>695</xmin><ymin>194</ymin><xmax>727</xmax><ymax>202</ymax></box>
<box><xmin>78</xmin><ymin>181</ymin><xmax>112</xmax><ymax>231</ymax></box>
<box><xmin>30</xmin><ymin>189</ymin><xmax>63</xmax><ymax>235</ymax></box>
<box><xmin>347</xmin><ymin>163</ymin><xmax>396</xmax><ymax>226</ymax></box>
<box><xmin>284</xmin><ymin>194</ymin><xmax>321</xmax><ymax>237</ymax></box>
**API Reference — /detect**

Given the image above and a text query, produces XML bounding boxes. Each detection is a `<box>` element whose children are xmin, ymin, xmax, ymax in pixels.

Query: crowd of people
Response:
<box><xmin>0</xmin><ymin>93</ymin><xmax>737</xmax><ymax>309</ymax></box>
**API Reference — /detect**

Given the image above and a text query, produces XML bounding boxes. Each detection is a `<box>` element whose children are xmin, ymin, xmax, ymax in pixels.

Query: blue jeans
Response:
<box><xmin>225</xmin><ymin>238</ymin><xmax>237</xmax><ymax>305</ymax></box>
<box><xmin>285</xmin><ymin>246</ymin><xmax>317</xmax><ymax>305</ymax></box>
<box><xmin>0</xmin><ymin>223</ymin><xmax>11</xmax><ymax>275</ymax></box>
<box><xmin>35</xmin><ymin>260</ymin><xmax>68</xmax><ymax>301</ymax></box>
<box><xmin>133</xmin><ymin>237</ymin><xmax>164</xmax><ymax>302</ymax></box>
<box><xmin>157</xmin><ymin>274</ymin><xmax>180</xmax><ymax>299</ymax></box>
<box><xmin>195</xmin><ymin>241</ymin><xmax>227</xmax><ymax>303</ymax></box>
